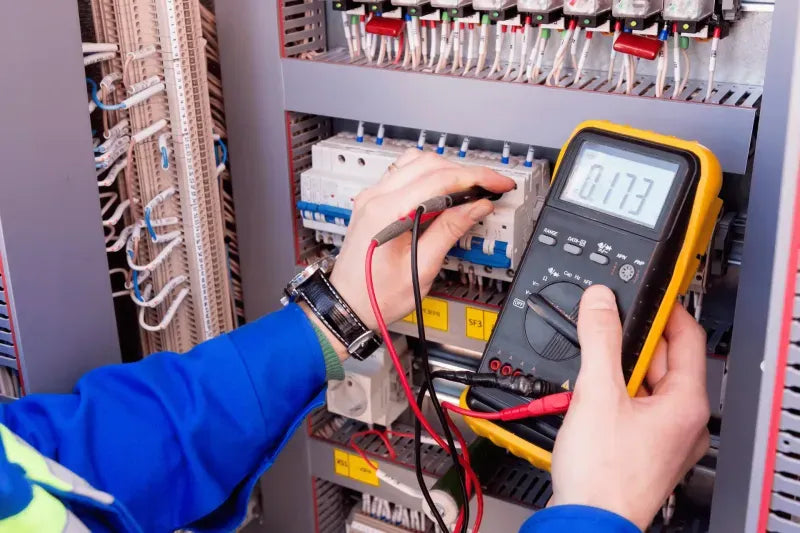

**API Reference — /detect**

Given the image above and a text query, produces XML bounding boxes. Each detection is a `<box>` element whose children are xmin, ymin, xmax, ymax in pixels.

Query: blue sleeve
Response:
<box><xmin>0</xmin><ymin>303</ymin><xmax>327</xmax><ymax>532</ymax></box>
<box><xmin>520</xmin><ymin>505</ymin><xmax>641</xmax><ymax>533</ymax></box>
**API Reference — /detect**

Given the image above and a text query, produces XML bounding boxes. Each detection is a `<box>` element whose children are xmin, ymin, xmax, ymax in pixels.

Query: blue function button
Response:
<box><xmin>538</xmin><ymin>234</ymin><xmax>557</xmax><ymax>246</ymax></box>
<box><xmin>563</xmin><ymin>243</ymin><xmax>582</xmax><ymax>256</ymax></box>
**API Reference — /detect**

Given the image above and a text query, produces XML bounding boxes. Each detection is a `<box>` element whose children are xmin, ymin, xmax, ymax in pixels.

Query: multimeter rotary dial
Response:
<box><xmin>524</xmin><ymin>282</ymin><xmax>583</xmax><ymax>361</ymax></box>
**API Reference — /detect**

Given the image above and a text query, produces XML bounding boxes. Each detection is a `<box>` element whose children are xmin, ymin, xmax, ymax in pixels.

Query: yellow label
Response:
<box><xmin>483</xmin><ymin>311</ymin><xmax>498</xmax><ymax>341</ymax></box>
<box><xmin>465</xmin><ymin>307</ymin><xmax>499</xmax><ymax>341</ymax></box>
<box><xmin>333</xmin><ymin>450</ymin><xmax>380</xmax><ymax>487</ymax></box>
<box><xmin>348</xmin><ymin>454</ymin><xmax>379</xmax><ymax>486</ymax></box>
<box><xmin>334</xmin><ymin>449</ymin><xmax>349</xmax><ymax>476</ymax></box>
<box><xmin>402</xmin><ymin>298</ymin><xmax>448</xmax><ymax>331</ymax></box>
<box><xmin>465</xmin><ymin>307</ymin><xmax>485</xmax><ymax>340</ymax></box>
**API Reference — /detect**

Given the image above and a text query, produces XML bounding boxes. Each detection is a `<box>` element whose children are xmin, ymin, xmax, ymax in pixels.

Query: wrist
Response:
<box><xmin>299</xmin><ymin>301</ymin><xmax>349</xmax><ymax>362</ymax></box>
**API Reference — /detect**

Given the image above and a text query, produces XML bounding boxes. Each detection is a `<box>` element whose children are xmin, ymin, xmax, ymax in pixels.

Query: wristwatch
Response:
<box><xmin>282</xmin><ymin>257</ymin><xmax>382</xmax><ymax>360</ymax></box>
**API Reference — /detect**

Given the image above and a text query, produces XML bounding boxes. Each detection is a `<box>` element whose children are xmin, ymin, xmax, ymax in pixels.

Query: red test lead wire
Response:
<box><xmin>365</xmin><ymin>240</ymin><xmax>483</xmax><ymax>533</ymax></box>
<box><xmin>441</xmin><ymin>391</ymin><xmax>573</xmax><ymax>422</ymax></box>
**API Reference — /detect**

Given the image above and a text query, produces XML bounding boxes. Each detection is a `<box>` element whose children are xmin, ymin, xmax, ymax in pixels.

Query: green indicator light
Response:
<box><xmin>411</xmin><ymin>8</ymin><xmax>416</xmax><ymax>13</ymax></box>
<box><xmin>630</xmin><ymin>20</ymin><xmax>637</xmax><ymax>27</ymax></box>
<box><xmin>335</xmin><ymin>1</ymin><xmax>341</xmax><ymax>6</ymax></box>
<box><xmin>452</xmin><ymin>9</ymin><xmax>458</xmax><ymax>15</ymax></box>
<box><xmin>682</xmin><ymin>23</ymin><xmax>690</xmax><ymax>30</ymax></box>
<box><xmin>536</xmin><ymin>15</ymin><xmax>543</xmax><ymax>20</ymax></box>
<box><xmin>584</xmin><ymin>18</ymin><xmax>590</xmax><ymax>24</ymax></box>
<box><xmin>493</xmin><ymin>11</ymin><xmax>499</xmax><ymax>17</ymax></box>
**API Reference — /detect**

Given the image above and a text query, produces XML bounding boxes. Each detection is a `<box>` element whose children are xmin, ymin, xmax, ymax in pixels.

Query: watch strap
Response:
<box><xmin>294</xmin><ymin>270</ymin><xmax>382</xmax><ymax>360</ymax></box>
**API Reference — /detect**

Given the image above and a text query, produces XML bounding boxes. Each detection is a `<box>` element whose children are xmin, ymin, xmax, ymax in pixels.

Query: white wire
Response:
<box><xmin>97</xmin><ymin>159</ymin><xmax>128</xmax><ymax>188</ymax></box>
<box><xmin>608</xmin><ymin>27</ymin><xmax>621</xmax><ymax>83</ymax></box>
<box><xmin>342</xmin><ymin>12</ymin><xmax>354</xmax><ymax>59</ymax></box>
<box><xmin>656</xmin><ymin>41</ymin><xmax>668</xmax><ymax>98</ymax></box>
<box><xmin>428</xmin><ymin>24</ymin><xmax>438</xmax><ymax>69</ymax></box>
<box><xmin>546</xmin><ymin>27</ymin><xmax>574</xmax><ymax>86</ymax></box>
<box><xmin>421</xmin><ymin>21</ymin><xmax>428</xmax><ymax>65</ymax></box>
<box><xmin>131</xmin><ymin>275</ymin><xmax>188</xmax><ymax>308</ymax></box>
<box><xmin>487</xmin><ymin>27</ymin><xmax>505</xmax><ymax>78</ymax></box>
<box><xmin>109</xmin><ymin>268</ymin><xmax>130</xmax><ymax>298</ymax></box>
<box><xmin>102</xmin><ymin>199</ymin><xmax>131</xmax><ymax>227</ymax></box>
<box><xmin>672</xmin><ymin>35</ymin><xmax>682</xmax><ymax>98</ymax></box>
<box><xmin>361</xmin><ymin>18</ymin><xmax>371</xmax><ymax>62</ymax></box>
<box><xmin>502</xmin><ymin>29</ymin><xmax>518</xmax><ymax>81</ymax></box>
<box><xmin>569</xmin><ymin>27</ymin><xmax>580</xmax><ymax>70</ymax></box>
<box><xmin>532</xmin><ymin>30</ymin><xmax>548</xmax><ymax>81</ymax></box>
<box><xmin>474</xmin><ymin>21</ymin><xmax>489</xmax><ymax>76</ymax></box>
<box><xmin>524</xmin><ymin>26</ymin><xmax>542</xmax><ymax>81</ymax></box>
<box><xmin>436</xmin><ymin>20</ymin><xmax>452</xmax><ymax>73</ymax></box>
<box><xmin>377</xmin><ymin>36</ymin><xmax>387</xmax><ymax>66</ymax></box>
<box><xmin>693</xmin><ymin>292</ymin><xmax>703</xmax><ymax>321</ymax></box>
<box><xmin>705</xmin><ymin>36</ymin><xmax>720</xmax><ymax>102</ymax></box>
<box><xmin>403</xmin><ymin>25</ymin><xmax>412</xmax><ymax>69</ymax></box>
<box><xmin>462</xmin><ymin>26</ymin><xmax>476</xmax><ymax>76</ymax></box>
<box><xmin>99</xmin><ymin>192</ymin><xmax>118</xmax><ymax>217</ymax></box>
<box><xmin>678</xmin><ymin>49</ymin><xmax>690</xmax><ymax>97</ymax></box>
<box><xmin>572</xmin><ymin>34</ymin><xmax>592</xmax><ymax>86</ymax></box>
<box><xmin>515</xmin><ymin>24</ymin><xmax>531</xmax><ymax>82</ymax></box>
<box><xmin>137</xmin><ymin>284</ymin><xmax>190</xmax><ymax>332</ymax></box>
<box><xmin>626</xmin><ymin>54</ymin><xmax>635</xmax><ymax>94</ymax></box>
<box><xmin>450</xmin><ymin>22</ymin><xmax>461</xmax><ymax>73</ymax></box>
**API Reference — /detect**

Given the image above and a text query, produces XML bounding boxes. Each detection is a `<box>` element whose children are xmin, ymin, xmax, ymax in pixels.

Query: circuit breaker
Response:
<box><xmin>663</xmin><ymin>0</ymin><xmax>715</xmax><ymax>22</ymax></box>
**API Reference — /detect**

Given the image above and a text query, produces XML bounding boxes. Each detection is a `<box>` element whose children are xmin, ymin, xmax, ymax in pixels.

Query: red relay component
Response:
<box><xmin>365</xmin><ymin>16</ymin><xmax>405</xmax><ymax>37</ymax></box>
<box><xmin>613</xmin><ymin>33</ymin><xmax>662</xmax><ymax>61</ymax></box>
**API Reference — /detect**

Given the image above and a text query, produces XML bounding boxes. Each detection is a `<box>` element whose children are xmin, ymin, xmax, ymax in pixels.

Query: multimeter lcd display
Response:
<box><xmin>560</xmin><ymin>142</ymin><xmax>680</xmax><ymax>228</ymax></box>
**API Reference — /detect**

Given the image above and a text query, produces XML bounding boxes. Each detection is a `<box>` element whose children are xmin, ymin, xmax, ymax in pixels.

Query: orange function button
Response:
<box><xmin>500</xmin><ymin>364</ymin><xmax>513</xmax><ymax>376</ymax></box>
<box><xmin>489</xmin><ymin>359</ymin><xmax>501</xmax><ymax>372</ymax></box>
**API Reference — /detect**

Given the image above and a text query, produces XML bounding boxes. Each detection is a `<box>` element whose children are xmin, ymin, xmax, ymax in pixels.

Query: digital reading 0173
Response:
<box><xmin>560</xmin><ymin>142</ymin><xmax>680</xmax><ymax>228</ymax></box>
<box><xmin>461</xmin><ymin>121</ymin><xmax>723</xmax><ymax>471</ymax></box>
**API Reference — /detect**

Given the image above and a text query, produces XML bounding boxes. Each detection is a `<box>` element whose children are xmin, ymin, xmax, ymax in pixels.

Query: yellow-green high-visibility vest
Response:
<box><xmin>0</xmin><ymin>424</ymin><xmax>116</xmax><ymax>532</ymax></box>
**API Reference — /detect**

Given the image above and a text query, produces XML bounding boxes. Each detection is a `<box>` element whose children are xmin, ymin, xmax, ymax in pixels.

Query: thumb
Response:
<box><xmin>416</xmin><ymin>199</ymin><xmax>494</xmax><ymax>281</ymax></box>
<box><xmin>575</xmin><ymin>285</ymin><xmax>627</xmax><ymax>396</ymax></box>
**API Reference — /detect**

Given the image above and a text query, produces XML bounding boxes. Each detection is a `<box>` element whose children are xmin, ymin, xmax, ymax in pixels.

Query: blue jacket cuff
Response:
<box><xmin>521</xmin><ymin>505</ymin><xmax>641</xmax><ymax>533</ymax></box>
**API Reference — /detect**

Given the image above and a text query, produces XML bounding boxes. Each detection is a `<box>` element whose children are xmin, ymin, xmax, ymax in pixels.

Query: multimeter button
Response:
<box><xmin>589</xmin><ymin>252</ymin><xmax>609</xmax><ymax>265</ymax></box>
<box><xmin>619</xmin><ymin>263</ymin><xmax>636</xmax><ymax>282</ymax></box>
<box><xmin>537</xmin><ymin>234</ymin><xmax>557</xmax><ymax>246</ymax></box>
<box><xmin>500</xmin><ymin>364</ymin><xmax>513</xmax><ymax>376</ymax></box>
<box><xmin>563</xmin><ymin>243</ymin><xmax>583</xmax><ymax>255</ymax></box>
<box><xmin>489</xmin><ymin>358</ymin><xmax>501</xmax><ymax>372</ymax></box>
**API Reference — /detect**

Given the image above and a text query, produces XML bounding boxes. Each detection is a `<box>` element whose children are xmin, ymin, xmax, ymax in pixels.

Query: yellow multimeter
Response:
<box><xmin>461</xmin><ymin>120</ymin><xmax>722</xmax><ymax>471</ymax></box>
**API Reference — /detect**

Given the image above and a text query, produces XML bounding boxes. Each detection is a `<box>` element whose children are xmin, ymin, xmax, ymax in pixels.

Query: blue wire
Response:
<box><xmin>214</xmin><ymin>138</ymin><xmax>228</xmax><ymax>166</ymax></box>
<box><xmin>161</xmin><ymin>147</ymin><xmax>169</xmax><ymax>169</ymax></box>
<box><xmin>95</xmin><ymin>162</ymin><xmax>106</xmax><ymax>169</ymax></box>
<box><xmin>128</xmin><ymin>251</ymin><xmax>144</xmax><ymax>302</ymax></box>
<box><xmin>86</xmin><ymin>78</ymin><xmax>126</xmax><ymax>111</ymax></box>
<box><xmin>144</xmin><ymin>207</ymin><xmax>157</xmax><ymax>241</ymax></box>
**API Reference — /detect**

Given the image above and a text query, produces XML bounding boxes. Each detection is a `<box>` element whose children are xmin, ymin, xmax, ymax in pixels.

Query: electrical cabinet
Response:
<box><xmin>214</xmin><ymin>1</ymin><xmax>800</xmax><ymax>532</ymax></box>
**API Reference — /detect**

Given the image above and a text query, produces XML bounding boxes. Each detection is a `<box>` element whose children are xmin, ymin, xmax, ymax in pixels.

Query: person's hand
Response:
<box><xmin>322</xmin><ymin>149</ymin><xmax>514</xmax><ymax>354</ymax></box>
<box><xmin>550</xmin><ymin>285</ymin><xmax>710</xmax><ymax>530</ymax></box>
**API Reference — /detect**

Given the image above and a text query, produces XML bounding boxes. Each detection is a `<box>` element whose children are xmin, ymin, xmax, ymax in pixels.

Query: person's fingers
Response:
<box><xmin>376</xmin><ymin>151</ymin><xmax>461</xmax><ymax>193</ymax></box>
<box><xmin>574</xmin><ymin>286</ymin><xmax>627</xmax><ymax>395</ymax></box>
<box><xmin>369</xmin><ymin>165</ymin><xmax>515</xmax><ymax>220</ymax></box>
<box><xmin>646</xmin><ymin>338</ymin><xmax>669</xmax><ymax>388</ymax></box>
<box><xmin>416</xmin><ymin>200</ymin><xmax>495</xmax><ymax>281</ymax></box>
<box><xmin>653</xmin><ymin>304</ymin><xmax>708</xmax><ymax>394</ymax></box>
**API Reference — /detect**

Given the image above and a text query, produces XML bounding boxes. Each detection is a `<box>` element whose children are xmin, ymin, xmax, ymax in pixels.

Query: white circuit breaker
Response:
<box><xmin>299</xmin><ymin>133</ymin><xmax>550</xmax><ymax>282</ymax></box>
<box><xmin>326</xmin><ymin>336</ymin><xmax>411</xmax><ymax>427</ymax></box>
<box><xmin>473</xmin><ymin>0</ymin><xmax>517</xmax><ymax>11</ymax></box>
<box><xmin>518</xmin><ymin>0</ymin><xmax>563</xmax><ymax>14</ymax></box>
